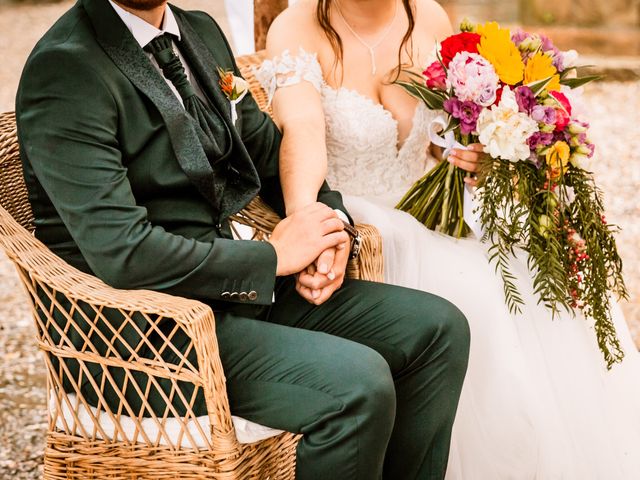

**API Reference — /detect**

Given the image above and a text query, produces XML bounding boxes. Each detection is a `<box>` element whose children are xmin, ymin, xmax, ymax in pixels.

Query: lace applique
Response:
<box><xmin>255</xmin><ymin>47</ymin><xmax>324</xmax><ymax>105</ymax></box>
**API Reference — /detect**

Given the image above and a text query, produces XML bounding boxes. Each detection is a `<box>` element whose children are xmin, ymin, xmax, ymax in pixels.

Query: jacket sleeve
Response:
<box><xmin>200</xmin><ymin>14</ymin><xmax>352</xmax><ymax>222</ymax></box>
<box><xmin>16</xmin><ymin>46</ymin><xmax>277</xmax><ymax>307</ymax></box>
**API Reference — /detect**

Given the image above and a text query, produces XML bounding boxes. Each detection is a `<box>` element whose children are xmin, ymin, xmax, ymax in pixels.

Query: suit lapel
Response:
<box><xmin>81</xmin><ymin>0</ymin><xmax>223</xmax><ymax>216</ymax></box>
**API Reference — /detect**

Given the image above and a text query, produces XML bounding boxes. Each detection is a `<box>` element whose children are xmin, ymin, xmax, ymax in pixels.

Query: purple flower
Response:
<box><xmin>515</xmin><ymin>86</ymin><xmax>536</xmax><ymax>114</ymax></box>
<box><xmin>553</xmin><ymin>130</ymin><xmax>572</xmax><ymax>143</ymax></box>
<box><xmin>539</xmin><ymin>34</ymin><xmax>555</xmax><ymax>52</ymax></box>
<box><xmin>511</xmin><ymin>29</ymin><xmax>531</xmax><ymax>47</ymax></box>
<box><xmin>537</xmin><ymin>34</ymin><xmax>564</xmax><ymax>71</ymax></box>
<box><xmin>528</xmin><ymin>131</ymin><xmax>554</xmax><ymax>149</ymax></box>
<box><xmin>528</xmin><ymin>151</ymin><xmax>543</xmax><ymax>168</ymax></box>
<box><xmin>531</xmin><ymin>105</ymin><xmax>557</xmax><ymax>125</ymax></box>
<box><xmin>444</xmin><ymin>98</ymin><xmax>483</xmax><ymax>135</ymax></box>
<box><xmin>552</xmin><ymin>52</ymin><xmax>564</xmax><ymax>72</ymax></box>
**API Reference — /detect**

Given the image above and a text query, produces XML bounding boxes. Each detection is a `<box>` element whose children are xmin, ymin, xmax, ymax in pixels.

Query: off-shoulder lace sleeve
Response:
<box><xmin>255</xmin><ymin>47</ymin><xmax>324</xmax><ymax>105</ymax></box>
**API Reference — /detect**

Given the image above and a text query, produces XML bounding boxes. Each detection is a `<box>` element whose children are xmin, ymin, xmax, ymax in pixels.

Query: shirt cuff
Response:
<box><xmin>334</xmin><ymin>209</ymin><xmax>350</xmax><ymax>224</ymax></box>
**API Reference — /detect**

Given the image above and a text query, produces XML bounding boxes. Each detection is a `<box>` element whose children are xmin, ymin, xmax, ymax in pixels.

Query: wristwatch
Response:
<box><xmin>342</xmin><ymin>221</ymin><xmax>362</xmax><ymax>260</ymax></box>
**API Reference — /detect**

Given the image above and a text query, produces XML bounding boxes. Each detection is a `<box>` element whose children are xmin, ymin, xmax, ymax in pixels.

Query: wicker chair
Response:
<box><xmin>0</xmin><ymin>55</ymin><xmax>382</xmax><ymax>480</ymax></box>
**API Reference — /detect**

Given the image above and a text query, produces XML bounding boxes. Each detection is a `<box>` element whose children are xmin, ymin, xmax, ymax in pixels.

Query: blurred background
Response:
<box><xmin>0</xmin><ymin>1</ymin><xmax>638</xmax><ymax>478</ymax></box>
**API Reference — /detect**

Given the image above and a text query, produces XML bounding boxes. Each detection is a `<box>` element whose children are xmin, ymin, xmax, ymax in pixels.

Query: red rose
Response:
<box><xmin>494</xmin><ymin>85</ymin><xmax>504</xmax><ymax>105</ymax></box>
<box><xmin>423</xmin><ymin>61</ymin><xmax>447</xmax><ymax>89</ymax></box>
<box><xmin>550</xmin><ymin>91</ymin><xmax>572</xmax><ymax>131</ymax></box>
<box><xmin>440</xmin><ymin>32</ymin><xmax>482</xmax><ymax>68</ymax></box>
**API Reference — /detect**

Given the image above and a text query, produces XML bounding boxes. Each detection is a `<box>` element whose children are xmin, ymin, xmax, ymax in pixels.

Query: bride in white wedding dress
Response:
<box><xmin>256</xmin><ymin>0</ymin><xmax>640</xmax><ymax>478</ymax></box>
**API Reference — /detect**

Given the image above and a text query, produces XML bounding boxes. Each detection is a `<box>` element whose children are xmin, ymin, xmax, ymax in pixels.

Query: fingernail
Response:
<box><xmin>318</xmin><ymin>263</ymin><xmax>328</xmax><ymax>274</ymax></box>
<box><xmin>312</xmin><ymin>290</ymin><xmax>320</xmax><ymax>299</ymax></box>
<box><xmin>327</xmin><ymin>271</ymin><xmax>336</xmax><ymax>280</ymax></box>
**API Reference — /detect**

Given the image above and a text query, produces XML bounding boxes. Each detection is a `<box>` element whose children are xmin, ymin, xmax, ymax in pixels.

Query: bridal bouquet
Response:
<box><xmin>396</xmin><ymin>21</ymin><xmax>627</xmax><ymax>366</ymax></box>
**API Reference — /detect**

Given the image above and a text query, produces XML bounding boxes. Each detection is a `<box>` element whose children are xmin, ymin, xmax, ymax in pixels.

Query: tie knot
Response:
<box><xmin>145</xmin><ymin>33</ymin><xmax>196</xmax><ymax>101</ymax></box>
<box><xmin>145</xmin><ymin>33</ymin><xmax>175</xmax><ymax>58</ymax></box>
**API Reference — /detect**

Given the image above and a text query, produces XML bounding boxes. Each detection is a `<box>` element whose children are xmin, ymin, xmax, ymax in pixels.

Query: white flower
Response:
<box><xmin>476</xmin><ymin>87</ymin><xmax>539</xmax><ymax>162</ymax></box>
<box><xmin>559</xmin><ymin>185</ymin><xmax>576</xmax><ymax>206</ymax></box>
<box><xmin>562</xmin><ymin>49</ymin><xmax>579</xmax><ymax>69</ymax></box>
<box><xmin>233</xmin><ymin>76</ymin><xmax>249</xmax><ymax>99</ymax></box>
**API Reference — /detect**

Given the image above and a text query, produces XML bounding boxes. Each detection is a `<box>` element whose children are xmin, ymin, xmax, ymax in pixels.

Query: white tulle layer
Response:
<box><xmin>344</xmin><ymin>193</ymin><xmax>640</xmax><ymax>480</ymax></box>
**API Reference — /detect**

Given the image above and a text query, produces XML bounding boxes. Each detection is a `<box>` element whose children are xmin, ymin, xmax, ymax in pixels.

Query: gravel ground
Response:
<box><xmin>0</xmin><ymin>2</ymin><xmax>639</xmax><ymax>479</ymax></box>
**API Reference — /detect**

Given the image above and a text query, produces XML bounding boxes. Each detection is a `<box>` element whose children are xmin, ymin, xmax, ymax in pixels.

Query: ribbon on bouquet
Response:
<box><xmin>428</xmin><ymin>115</ymin><xmax>485</xmax><ymax>240</ymax></box>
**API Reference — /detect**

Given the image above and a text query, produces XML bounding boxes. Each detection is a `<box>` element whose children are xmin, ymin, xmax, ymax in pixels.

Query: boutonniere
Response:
<box><xmin>217</xmin><ymin>67</ymin><xmax>249</xmax><ymax>126</ymax></box>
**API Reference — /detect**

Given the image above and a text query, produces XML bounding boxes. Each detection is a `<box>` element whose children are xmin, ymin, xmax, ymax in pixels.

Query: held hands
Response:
<box><xmin>446</xmin><ymin>143</ymin><xmax>488</xmax><ymax>187</ymax></box>
<box><xmin>296</xmin><ymin>243</ymin><xmax>349</xmax><ymax>305</ymax></box>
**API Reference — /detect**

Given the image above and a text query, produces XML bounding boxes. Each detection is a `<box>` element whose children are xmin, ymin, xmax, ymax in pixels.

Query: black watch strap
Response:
<box><xmin>341</xmin><ymin>221</ymin><xmax>362</xmax><ymax>260</ymax></box>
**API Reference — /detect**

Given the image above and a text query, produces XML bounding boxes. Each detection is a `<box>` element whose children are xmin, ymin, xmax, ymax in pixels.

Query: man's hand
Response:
<box><xmin>296</xmin><ymin>241</ymin><xmax>350</xmax><ymax>305</ymax></box>
<box><xmin>269</xmin><ymin>203</ymin><xmax>349</xmax><ymax>276</ymax></box>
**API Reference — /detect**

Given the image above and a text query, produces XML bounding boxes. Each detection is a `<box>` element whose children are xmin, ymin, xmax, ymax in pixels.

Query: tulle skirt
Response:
<box><xmin>344</xmin><ymin>193</ymin><xmax>640</xmax><ymax>480</ymax></box>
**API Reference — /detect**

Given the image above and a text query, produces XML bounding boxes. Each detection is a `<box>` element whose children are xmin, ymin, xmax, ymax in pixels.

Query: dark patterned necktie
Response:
<box><xmin>145</xmin><ymin>33</ymin><xmax>231</xmax><ymax>160</ymax></box>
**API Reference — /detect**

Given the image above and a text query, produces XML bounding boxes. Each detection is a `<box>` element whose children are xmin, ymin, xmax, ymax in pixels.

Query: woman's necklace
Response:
<box><xmin>336</xmin><ymin>1</ymin><xmax>399</xmax><ymax>76</ymax></box>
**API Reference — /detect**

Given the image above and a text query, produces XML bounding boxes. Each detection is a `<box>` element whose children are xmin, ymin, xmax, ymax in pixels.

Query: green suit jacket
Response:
<box><xmin>16</xmin><ymin>0</ymin><xmax>348</xmax><ymax>314</ymax></box>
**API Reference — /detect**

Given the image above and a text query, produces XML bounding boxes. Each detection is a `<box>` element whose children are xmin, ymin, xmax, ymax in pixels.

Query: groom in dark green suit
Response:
<box><xmin>15</xmin><ymin>0</ymin><xmax>469</xmax><ymax>478</ymax></box>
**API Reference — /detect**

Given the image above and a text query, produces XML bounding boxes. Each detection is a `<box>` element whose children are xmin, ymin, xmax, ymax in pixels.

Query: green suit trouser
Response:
<box><xmin>216</xmin><ymin>277</ymin><xmax>470</xmax><ymax>480</ymax></box>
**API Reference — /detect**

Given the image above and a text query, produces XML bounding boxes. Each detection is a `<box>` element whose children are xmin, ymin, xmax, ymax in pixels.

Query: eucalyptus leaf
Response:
<box><xmin>527</xmin><ymin>76</ymin><xmax>554</xmax><ymax>96</ymax></box>
<box><xmin>561</xmin><ymin>75</ymin><xmax>603</xmax><ymax>88</ymax></box>
<box><xmin>396</xmin><ymin>81</ymin><xmax>445</xmax><ymax>110</ymax></box>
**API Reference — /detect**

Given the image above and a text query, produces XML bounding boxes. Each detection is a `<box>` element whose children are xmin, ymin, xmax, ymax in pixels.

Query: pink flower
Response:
<box><xmin>423</xmin><ymin>61</ymin><xmax>447</xmax><ymax>90</ymax></box>
<box><xmin>550</xmin><ymin>91</ymin><xmax>572</xmax><ymax>131</ymax></box>
<box><xmin>446</xmin><ymin>52</ymin><xmax>500</xmax><ymax>107</ymax></box>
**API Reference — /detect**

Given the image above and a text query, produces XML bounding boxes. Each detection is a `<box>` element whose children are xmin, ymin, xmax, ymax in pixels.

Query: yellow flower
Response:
<box><xmin>524</xmin><ymin>51</ymin><xmax>561</xmax><ymax>91</ymax></box>
<box><xmin>477</xmin><ymin>22</ymin><xmax>525</xmax><ymax>85</ymax></box>
<box><xmin>546</xmin><ymin>141</ymin><xmax>570</xmax><ymax>178</ymax></box>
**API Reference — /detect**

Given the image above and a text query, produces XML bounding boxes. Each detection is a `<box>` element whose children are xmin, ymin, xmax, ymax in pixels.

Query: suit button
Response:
<box><xmin>248</xmin><ymin>291</ymin><xmax>258</xmax><ymax>301</ymax></box>
<box><xmin>230</xmin><ymin>292</ymin><xmax>239</xmax><ymax>300</ymax></box>
<box><xmin>221</xmin><ymin>292</ymin><xmax>231</xmax><ymax>300</ymax></box>
<box><xmin>239</xmin><ymin>292</ymin><xmax>248</xmax><ymax>302</ymax></box>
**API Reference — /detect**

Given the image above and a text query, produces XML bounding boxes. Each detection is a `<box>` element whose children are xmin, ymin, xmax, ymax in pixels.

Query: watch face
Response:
<box><xmin>350</xmin><ymin>235</ymin><xmax>362</xmax><ymax>260</ymax></box>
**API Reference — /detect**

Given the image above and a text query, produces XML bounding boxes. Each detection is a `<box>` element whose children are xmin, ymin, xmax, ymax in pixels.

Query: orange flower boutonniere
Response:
<box><xmin>217</xmin><ymin>67</ymin><xmax>249</xmax><ymax>125</ymax></box>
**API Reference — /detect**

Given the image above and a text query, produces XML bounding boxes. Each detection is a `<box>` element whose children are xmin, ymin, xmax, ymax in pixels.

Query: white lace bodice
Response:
<box><xmin>257</xmin><ymin>49</ymin><xmax>436</xmax><ymax>199</ymax></box>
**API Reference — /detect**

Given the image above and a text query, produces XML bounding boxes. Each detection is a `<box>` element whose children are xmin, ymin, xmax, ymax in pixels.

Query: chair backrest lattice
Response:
<box><xmin>0</xmin><ymin>112</ymin><xmax>34</xmax><ymax>232</ymax></box>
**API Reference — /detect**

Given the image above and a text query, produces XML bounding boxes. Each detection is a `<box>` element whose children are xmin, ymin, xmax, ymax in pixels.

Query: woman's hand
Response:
<box><xmin>448</xmin><ymin>143</ymin><xmax>488</xmax><ymax>187</ymax></box>
<box><xmin>295</xmin><ymin>243</ymin><xmax>349</xmax><ymax>305</ymax></box>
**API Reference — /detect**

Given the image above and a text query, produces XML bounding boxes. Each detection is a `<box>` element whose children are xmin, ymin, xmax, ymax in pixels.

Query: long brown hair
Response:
<box><xmin>316</xmin><ymin>0</ymin><xmax>416</xmax><ymax>81</ymax></box>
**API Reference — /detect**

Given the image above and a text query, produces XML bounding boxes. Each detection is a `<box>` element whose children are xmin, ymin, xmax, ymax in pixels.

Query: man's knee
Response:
<box><xmin>431</xmin><ymin>295</ymin><xmax>470</xmax><ymax>347</ymax></box>
<box><xmin>407</xmin><ymin>291</ymin><xmax>470</xmax><ymax>365</ymax></box>
<box><xmin>346</xmin><ymin>347</ymin><xmax>396</xmax><ymax>425</ymax></box>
